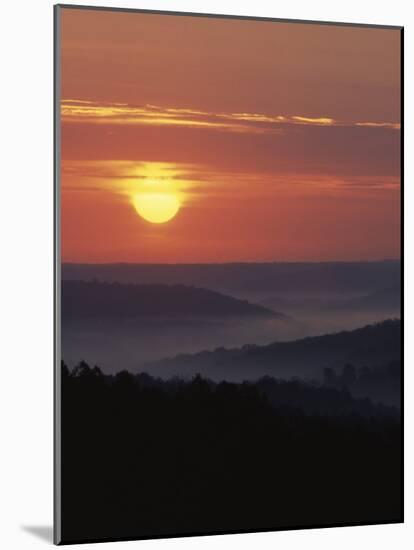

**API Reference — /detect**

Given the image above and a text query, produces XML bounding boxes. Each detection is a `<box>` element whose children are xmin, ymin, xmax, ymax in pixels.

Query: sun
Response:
<box><xmin>132</xmin><ymin>192</ymin><xmax>181</xmax><ymax>224</ymax></box>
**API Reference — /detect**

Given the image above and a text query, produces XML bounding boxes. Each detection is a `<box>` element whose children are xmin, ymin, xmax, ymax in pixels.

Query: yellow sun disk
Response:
<box><xmin>132</xmin><ymin>193</ymin><xmax>180</xmax><ymax>224</ymax></box>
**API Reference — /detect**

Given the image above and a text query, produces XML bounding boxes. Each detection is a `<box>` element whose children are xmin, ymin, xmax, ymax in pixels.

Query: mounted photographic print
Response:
<box><xmin>54</xmin><ymin>4</ymin><xmax>403</xmax><ymax>544</ymax></box>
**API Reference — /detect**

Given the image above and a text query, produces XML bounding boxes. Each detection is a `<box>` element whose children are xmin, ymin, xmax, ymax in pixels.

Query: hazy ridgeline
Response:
<box><xmin>148</xmin><ymin>320</ymin><xmax>401</xmax><ymax>404</ymax></box>
<box><xmin>61</xmin><ymin>362</ymin><xmax>402</xmax><ymax>542</ymax></box>
<box><xmin>61</xmin><ymin>261</ymin><xmax>401</xmax><ymax>377</ymax></box>
<box><xmin>61</xmin><ymin>279</ymin><xmax>296</xmax><ymax>371</ymax></box>
<box><xmin>62</xmin><ymin>261</ymin><xmax>400</xmax><ymax>299</ymax></box>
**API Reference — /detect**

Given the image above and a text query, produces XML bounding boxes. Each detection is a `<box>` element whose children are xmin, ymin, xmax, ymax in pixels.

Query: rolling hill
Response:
<box><xmin>61</xmin><ymin>280</ymin><xmax>284</xmax><ymax>321</ymax></box>
<box><xmin>147</xmin><ymin>319</ymin><xmax>401</xmax><ymax>381</ymax></box>
<box><xmin>62</xmin><ymin>260</ymin><xmax>401</xmax><ymax>298</ymax></box>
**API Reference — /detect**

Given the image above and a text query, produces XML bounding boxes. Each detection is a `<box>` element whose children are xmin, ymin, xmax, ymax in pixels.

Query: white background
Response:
<box><xmin>0</xmin><ymin>0</ymin><xmax>411</xmax><ymax>548</ymax></box>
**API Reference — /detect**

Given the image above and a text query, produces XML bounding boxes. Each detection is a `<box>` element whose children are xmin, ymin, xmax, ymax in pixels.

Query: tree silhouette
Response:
<box><xmin>59</xmin><ymin>361</ymin><xmax>402</xmax><ymax>543</ymax></box>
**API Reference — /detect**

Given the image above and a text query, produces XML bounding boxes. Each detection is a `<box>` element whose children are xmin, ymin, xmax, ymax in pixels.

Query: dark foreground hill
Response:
<box><xmin>60</xmin><ymin>362</ymin><xmax>402</xmax><ymax>542</ymax></box>
<box><xmin>148</xmin><ymin>319</ymin><xmax>401</xmax><ymax>381</ymax></box>
<box><xmin>61</xmin><ymin>280</ymin><xmax>283</xmax><ymax>321</ymax></box>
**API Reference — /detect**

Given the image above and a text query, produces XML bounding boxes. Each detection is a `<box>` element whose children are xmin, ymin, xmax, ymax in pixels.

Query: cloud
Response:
<box><xmin>61</xmin><ymin>100</ymin><xmax>267</xmax><ymax>134</ymax></box>
<box><xmin>292</xmin><ymin>116</ymin><xmax>334</xmax><ymax>126</ymax></box>
<box><xmin>355</xmin><ymin>122</ymin><xmax>400</xmax><ymax>129</ymax></box>
<box><xmin>61</xmin><ymin>116</ymin><xmax>400</xmax><ymax>180</ymax></box>
<box><xmin>62</xmin><ymin>159</ymin><xmax>400</xmax><ymax>205</ymax></box>
<box><xmin>61</xmin><ymin>99</ymin><xmax>400</xmax><ymax>134</ymax></box>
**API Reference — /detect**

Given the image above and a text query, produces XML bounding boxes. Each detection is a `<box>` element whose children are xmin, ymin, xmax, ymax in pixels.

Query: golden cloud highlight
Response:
<box><xmin>61</xmin><ymin>99</ymin><xmax>400</xmax><ymax>134</ymax></box>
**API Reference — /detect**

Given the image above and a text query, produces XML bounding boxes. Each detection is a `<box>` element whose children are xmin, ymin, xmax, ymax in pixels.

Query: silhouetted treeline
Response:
<box><xmin>323</xmin><ymin>360</ymin><xmax>401</xmax><ymax>407</ymax></box>
<box><xmin>60</xmin><ymin>361</ymin><xmax>402</xmax><ymax>543</ymax></box>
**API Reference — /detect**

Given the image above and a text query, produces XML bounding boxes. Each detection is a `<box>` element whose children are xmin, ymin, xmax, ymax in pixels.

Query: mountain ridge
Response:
<box><xmin>147</xmin><ymin>319</ymin><xmax>401</xmax><ymax>381</ymax></box>
<box><xmin>62</xmin><ymin>260</ymin><xmax>401</xmax><ymax>297</ymax></box>
<box><xmin>62</xmin><ymin>280</ymin><xmax>285</xmax><ymax>320</ymax></box>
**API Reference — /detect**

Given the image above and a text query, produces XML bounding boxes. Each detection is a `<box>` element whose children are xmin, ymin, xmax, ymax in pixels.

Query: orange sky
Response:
<box><xmin>59</xmin><ymin>7</ymin><xmax>401</xmax><ymax>263</ymax></box>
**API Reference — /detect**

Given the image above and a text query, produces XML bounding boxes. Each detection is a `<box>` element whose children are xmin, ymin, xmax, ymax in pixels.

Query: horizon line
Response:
<box><xmin>61</xmin><ymin>258</ymin><xmax>401</xmax><ymax>266</ymax></box>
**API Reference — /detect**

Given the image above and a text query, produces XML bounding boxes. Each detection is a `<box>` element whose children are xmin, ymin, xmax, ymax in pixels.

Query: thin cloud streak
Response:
<box><xmin>62</xmin><ymin>160</ymin><xmax>400</xmax><ymax>202</ymax></box>
<box><xmin>61</xmin><ymin>99</ymin><xmax>400</xmax><ymax>133</ymax></box>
